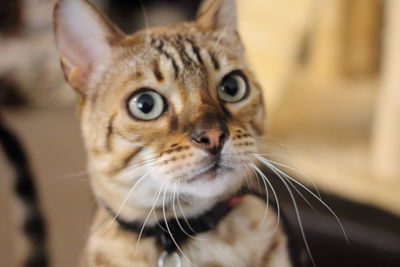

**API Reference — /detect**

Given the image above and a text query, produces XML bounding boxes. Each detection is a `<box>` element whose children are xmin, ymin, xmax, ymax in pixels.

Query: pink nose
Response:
<box><xmin>192</xmin><ymin>128</ymin><xmax>229</xmax><ymax>155</ymax></box>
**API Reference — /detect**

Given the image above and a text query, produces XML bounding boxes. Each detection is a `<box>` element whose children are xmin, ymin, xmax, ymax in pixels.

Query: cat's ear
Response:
<box><xmin>196</xmin><ymin>0</ymin><xmax>237</xmax><ymax>32</ymax></box>
<box><xmin>54</xmin><ymin>0</ymin><xmax>124</xmax><ymax>96</ymax></box>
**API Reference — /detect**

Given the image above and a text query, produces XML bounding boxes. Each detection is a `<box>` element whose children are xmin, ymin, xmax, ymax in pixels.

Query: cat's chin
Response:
<box><xmin>179</xmin><ymin>168</ymin><xmax>245</xmax><ymax>199</ymax></box>
<box><xmin>187</xmin><ymin>164</ymin><xmax>234</xmax><ymax>183</ymax></box>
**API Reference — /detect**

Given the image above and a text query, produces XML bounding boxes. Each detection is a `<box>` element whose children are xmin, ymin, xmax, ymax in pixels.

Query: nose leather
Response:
<box><xmin>191</xmin><ymin>127</ymin><xmax>229</xmax><ymax>155</ymax></box>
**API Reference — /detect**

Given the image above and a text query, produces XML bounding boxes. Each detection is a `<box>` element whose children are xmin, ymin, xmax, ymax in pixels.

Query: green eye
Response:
<box><xmin>128</xmin><ymin>89</ymin><xmax>166</xmax><ymax>120</ymax></box>
<box><xmin>218</xmin><ymin>71</ymin><xmax>248</xmax><ymax>103</ymax></box>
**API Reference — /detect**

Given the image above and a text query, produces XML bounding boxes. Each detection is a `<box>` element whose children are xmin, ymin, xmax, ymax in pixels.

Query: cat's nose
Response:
<box><xmin>191</xmin><ymin>128</ymin><xmax>229</xmax><ymax>155</ymax></box>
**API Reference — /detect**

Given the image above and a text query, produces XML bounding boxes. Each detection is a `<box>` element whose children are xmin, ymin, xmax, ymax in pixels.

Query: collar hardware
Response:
<box><xmin>157</xmin><ymin>251</ymin><xmax>181</xmax><ymax>267</ymax></box>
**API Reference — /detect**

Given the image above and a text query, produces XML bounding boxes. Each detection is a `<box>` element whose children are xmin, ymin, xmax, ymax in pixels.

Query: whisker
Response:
<box><xmin>254</xmin><ymin>155</ymin><xmax>348</xmax><ymax>242</ymax></box>
<box><xmin>247</xmin><ymin>164</ymin><xmax>270</xmax><ymax>229</ymax></box>
<box><xmin>178</xmin><ymin>191</ymin><xmax>194</xmax><ymax>206</ymax></box>
<box><xmin>258</xmin><ymin>156</ymin><xmax>321</xmax><ymax>199</ymax></box>
<box><xmin>260</xmin><ymin>157</ymin><xmax>349</xmax><ymax>244</ymax></box>
<box><xmin>240</xmin><ymin>157</ymin><xmax>264</xmax><ymax>195</ymax></box>
<box><xmin>162</xmin><ymin>181</ymin><xmax>194</xmax><ymax>266</ymax></box>
<box><xmin>146</xmin><ymin>159</ymin><xmax>170</xmax><ymax>168</ymax></box>
<box><xmin>101</xmin><ymin>171</ymin><xmax>152</xmax><ymax>235</ymax></box>
<box><xmin>172</xmin><ymin>181</ymin><xmax>204</xmax><ymax>241</ymax></box>
<box><xmin>241</xmin><ymin>162</ymin><xmax>253</xmax><ymax>190</ymax></box>
<box><xmin>286</xmin><ymin>179</ymin><xmax>320</xmax><ymax>214</ymax></box>
<box><xmin>126</xmin><ymin>156</ymin><xmax>160</xmax><ymax>169</ymax></box>
<box><xmin>213</xmin><ymin>5</ymin><xmax>236</xmax><ymax>48</ymax></box>
<box><xmin>125</xmin><ymin>146</ymin><xmax>181</xmax><ymax>169</ymax></box>
<box><xmin>127</xmin><ymin>145</ymin><xmax>192</xmax><ymax>170</ymax></box>
<box><xmin>269</xmin><ymin>163</ymin><xmax>316</xmax><ymax>267</ymax></box>
<box><xmin>136</xmin><ymin>182</ymin><xmax>166</xmax><ymax>250</ymax></box>
<box><xmin>177</xmin><ymin>182</ymin><xmax>198</xmax><ymax>235</ymax></box>
<box><xmin>250</xmin><ymin>163</ymin><xmax>281</xmax><ymax>233</ymax></box>
<box><xmin>252</xmin><ymin>157</ymin><xmax>320</xmax><ymax>214</ymax></box>
<box><xmin>61</xmin><ymin>170</ymin><xmax>89</xmax><ymax>178</ymax></box>
<box><xmin>138</xmin><ymin>0</ymin><xmax>150</xmax><ymax>42</ymax></box>
<box><xmin>114</xmin><ymin>171</ymin><xmax>151</xmax><ymax>218</ymax></box>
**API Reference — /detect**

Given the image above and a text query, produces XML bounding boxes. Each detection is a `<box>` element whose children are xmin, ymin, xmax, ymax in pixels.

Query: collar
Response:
<box><xmin>109</xmin><ymin>193</ymin><xmax>244</xmax><ymax>254</ymax></box>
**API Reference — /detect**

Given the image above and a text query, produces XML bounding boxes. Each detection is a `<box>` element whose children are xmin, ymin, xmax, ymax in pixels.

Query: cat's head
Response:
<box><xmin>54</xmin><ymin>0</ymin><xmax>265</xmax><ymax>217</ymax></box>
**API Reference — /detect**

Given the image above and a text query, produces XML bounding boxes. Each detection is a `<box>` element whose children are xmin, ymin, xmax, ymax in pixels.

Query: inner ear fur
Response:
<box><xmin>196</xmin><ymin>0</ymin><xmax>237</xmax><ymax>31</ymax></box>
<box><xmin>54</xmin><ymin>0</ymin><xmax>124</xmax><ymax>96</ymax></box>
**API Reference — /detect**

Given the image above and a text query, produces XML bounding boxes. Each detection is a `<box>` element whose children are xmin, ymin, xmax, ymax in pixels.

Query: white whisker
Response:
<box><xmin>264</xmin><ymin>159</ymin><xmax>349</xmax><ymax>245</ymax></box>
<box><xmin>136</xmin><ymin>182</ymin><xmax>166</xmax><ymax>250</ymax></box>
<box><xmin>254</xmin><ymin>155</ymin><xmax>348</xmax><ymax>243</ymax></box>
<box><xmin>172</xmin><ymin>181</ymin><xmax>204</xmax><ymax>241</ymax></box>
<box><xmin>98</xmin><ymin>171</ymin><xmax>152</xmax><ymax>236</ymax></box>
<box><xmin>254</xmin><ymin>161</ymin><xmax>319</xmax><ymax>214</ymax></box>
<box><xmin>177</xmin><ymin>184</ymin><xmax>198</xmax><ymax>235</ymax></box>
<box><xmin>269</xmin><ymin>163</ymin><xmax>316</xmax><ymax>267</ymax></box>
<box><xmin>241</xmin><ymin>162</ymin><xmax>254</xmax><ymax>190</ymax></box>
<box><xmin>115</xmin><ymin>171</ymin><xmax>151</xmax><ymax>217</ymax></box>
<box><xmin>162</xmin><ymin>181</ymin><xmax>195</xmax><ymax>266</ymax></box>
<box><xmin>213</xmin><ymin>3</ymin><xmax>236</xmax><ymax>48</ymax></box>
<box><xmin>61</xmin><ymin>170</ymin><xmax>89</xmax><ymax>178</ymax></box>
<box><xmin>247</xmin><ymin>163</ymin><xmax>270</xmax><ymax>229</ymax></box>
<box><xmin>250</xmin><ymin>163</ymin><xmax>281</xmax><ymax>232</ymax></box>
<box><xmin>286</xmin><ymin>179</ymin><xmax>320</xmax><ymax>214</ymax></box>
<box><xmin>138</xmin><ymin>0</ymin><xmax>150</xmax><ymax>42</ymax></box>
<box><xmin>259</xmin><ymin>156</ymin><xmax>321</xmax><ymax>199</ymax></box>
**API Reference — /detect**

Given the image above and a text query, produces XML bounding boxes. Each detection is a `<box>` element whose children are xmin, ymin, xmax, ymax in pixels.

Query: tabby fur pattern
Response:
<box><xmin>53</xmin><ymin>0</ymin><xmax>293</xmax><ymax>266</ymax></box>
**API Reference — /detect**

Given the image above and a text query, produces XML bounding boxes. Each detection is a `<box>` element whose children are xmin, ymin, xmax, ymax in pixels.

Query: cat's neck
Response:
<box><xmin>91</xmin><ymin>174</ymin><xmax>223</xmax><ymax>225</ymax></box>
<box><xmin>90</xmin><ymin>190</ymin><xmax>244</xmax><ymax>257</ymax></box>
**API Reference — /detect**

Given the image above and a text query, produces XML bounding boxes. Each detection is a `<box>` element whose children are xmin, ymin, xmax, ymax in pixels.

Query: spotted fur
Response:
<box><xmin>54</xmin><ymin>0</ymin><xmax>293</xmax><ymax>266</ymax></box>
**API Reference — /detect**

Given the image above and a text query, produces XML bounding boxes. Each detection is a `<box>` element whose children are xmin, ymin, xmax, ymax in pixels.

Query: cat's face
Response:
<box><xmin>55</xmin><ymin>0</ymin><xmax>264</xmax><ymax>214</ymax></box>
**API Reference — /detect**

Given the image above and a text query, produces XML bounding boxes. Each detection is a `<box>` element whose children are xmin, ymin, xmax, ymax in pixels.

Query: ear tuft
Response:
<box><xmin>197</xmin><ymin>0</ymin><xmax>237</xmax><ymax>31</ymax></box>
<box><xmin>54</xmin><ymin>0</ymin><xmax>124</xmax><ymax>95</ymax></box>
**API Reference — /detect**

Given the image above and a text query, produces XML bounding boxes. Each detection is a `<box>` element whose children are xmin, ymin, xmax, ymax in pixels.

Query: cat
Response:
<box><xmin>53</xmin><ymin>0</ymin><xmax>300</xmax><ymax>266</ymax></box>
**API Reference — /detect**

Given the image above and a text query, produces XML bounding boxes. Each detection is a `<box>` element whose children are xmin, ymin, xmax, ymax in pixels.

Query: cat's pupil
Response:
<box><xmin>221</xmin><ymin>77</ymin><xmax>239</xmax><ymax>96</ymax></box>
<box><xmin>137</xmin><ymin>94</ymin><xmax>155</xmax><ymax>113</ymax></box>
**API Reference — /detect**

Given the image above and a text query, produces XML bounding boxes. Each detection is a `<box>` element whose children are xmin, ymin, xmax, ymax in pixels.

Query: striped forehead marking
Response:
<box><xmin>151</xmin><ymin>39</ymin><xmax>180</xmax><ymax>79</ymax></box>
<box><xmin>146</xmin><ymin>34</ymin><xmax>228</xmax><ymax>132</ymax></box>
<box><xmin>150</xmin><ymin>34</ymin><xmax>220</xmax><ymax>80</ymax></box>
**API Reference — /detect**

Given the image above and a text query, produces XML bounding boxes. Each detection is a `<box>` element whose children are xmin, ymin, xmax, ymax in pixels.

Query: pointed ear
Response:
<box><xmin>54</xmin><ymin>0</ymin><xmax>124</xmax><ymax>96</ymax></box>
<box><xmin>196</xmin><ymin>0</ymin><xmax>237</xmax><ymax>31</ymax></box>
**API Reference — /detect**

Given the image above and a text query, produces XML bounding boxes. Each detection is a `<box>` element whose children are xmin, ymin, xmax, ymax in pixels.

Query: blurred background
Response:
<box><xmin>0</xmin><ymin>0</ymin><xmax>399</xmax><ymax>266</ymax></box>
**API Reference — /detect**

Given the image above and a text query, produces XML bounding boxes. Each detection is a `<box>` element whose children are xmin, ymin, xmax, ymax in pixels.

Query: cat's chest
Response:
<box><xmin>85</xmin><ymin>196</ymin><xmax>292</xmax><ymax>267</ymax></box>
<box><xmin>178</xmin><ymin>196</ymin><xmax>291</xmax><ymax>267</ymax></box>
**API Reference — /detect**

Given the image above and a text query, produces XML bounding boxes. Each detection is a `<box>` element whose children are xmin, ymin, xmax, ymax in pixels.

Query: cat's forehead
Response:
<box><xmin>92</xmin><ymin>24</ymin><xmax>248</xmax><ymax>108</ymax></box>
<box><xmin>110</xmin><ymin>28</ymin><xmax>243</xmax><ymax>96</ymax></box>
<box><xmin>120</xmin><ymin>24</ymin><xmax>243</xmax><ymax>70</ymax></box>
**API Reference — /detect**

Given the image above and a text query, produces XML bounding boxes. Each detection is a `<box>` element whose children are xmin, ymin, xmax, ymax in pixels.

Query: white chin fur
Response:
<box><xmin>176</xmin><ymin>170</ymin><xmax>246</xmax><ymax>199</ymax></box>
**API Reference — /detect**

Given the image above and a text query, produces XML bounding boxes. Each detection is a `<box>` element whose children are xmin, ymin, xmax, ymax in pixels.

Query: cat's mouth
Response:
<box><xmin>187</xmin><ymin>161</ymin><xmax>234</xmax><ymax>183</ymax></box>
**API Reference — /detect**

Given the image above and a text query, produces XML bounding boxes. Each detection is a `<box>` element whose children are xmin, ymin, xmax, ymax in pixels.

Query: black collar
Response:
<box><xmin>106</xmin><ymin>188</ymin><xmax>307</xmax><ymax>266</ymax></box>
<box><xmin>109</xmin><ymin>194</ymin><xmax>242</xmax><ymax>254</ymax></box>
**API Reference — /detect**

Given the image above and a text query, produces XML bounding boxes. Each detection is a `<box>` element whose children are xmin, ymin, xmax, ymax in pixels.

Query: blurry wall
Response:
<box><xmin>240</xmin><ymin>0</ymin><xmax>400</xmax><ymax>215</ymax></box>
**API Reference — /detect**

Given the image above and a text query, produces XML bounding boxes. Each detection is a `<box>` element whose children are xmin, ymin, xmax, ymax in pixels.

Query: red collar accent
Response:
<box><xmin>227</xmin><ymin>194</ymin><xmax>244</xmax><ymax>207</ymax></box>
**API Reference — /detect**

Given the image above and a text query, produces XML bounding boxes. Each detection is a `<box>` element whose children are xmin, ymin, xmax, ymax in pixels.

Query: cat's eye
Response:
<box><xmin>127</xmin><ymin>89</ymin><xmax>166</xmax><ymax>121</ymax></box>
<box><xmin>218</xmin><ymin>71</ymin><xmax>249</xmax><ymax>103</ymax></box>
